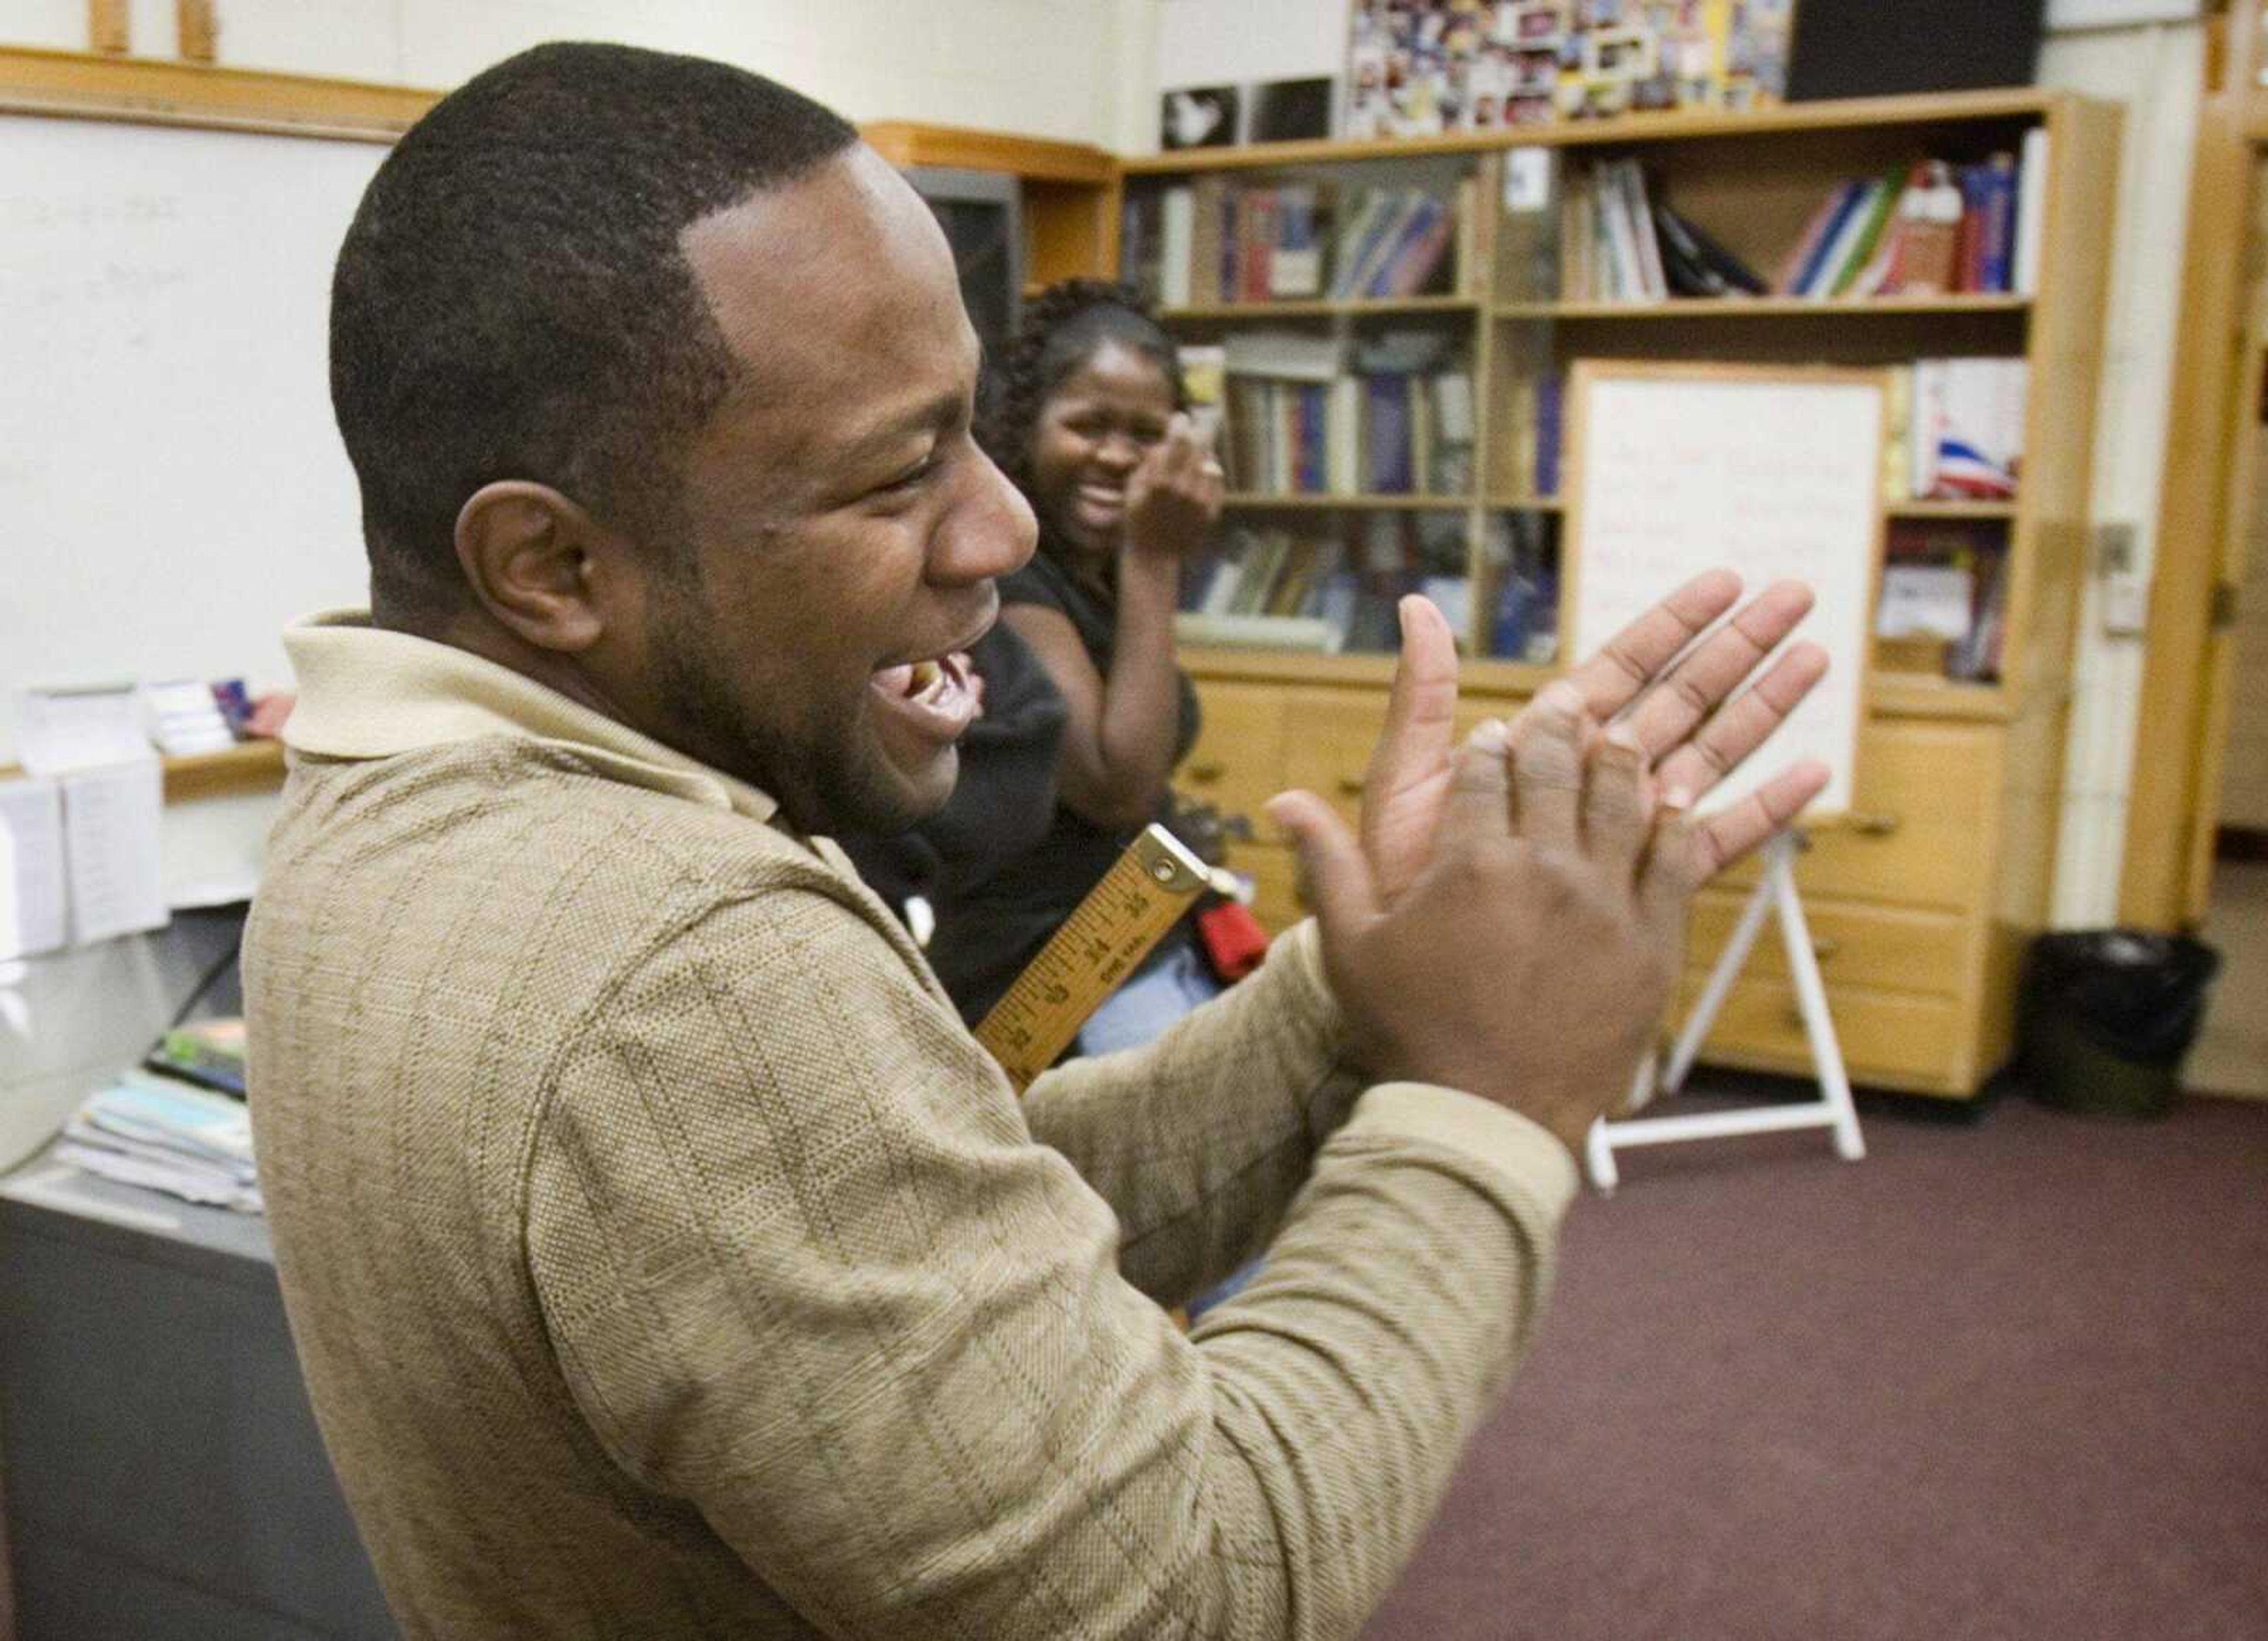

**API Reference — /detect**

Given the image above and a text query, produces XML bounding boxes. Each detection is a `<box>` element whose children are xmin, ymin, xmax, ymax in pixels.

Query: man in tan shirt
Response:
<box><xmin>246</xmin><ymin>42</ymin><xmax>1827</xmax><ymax>1639</ymax></box>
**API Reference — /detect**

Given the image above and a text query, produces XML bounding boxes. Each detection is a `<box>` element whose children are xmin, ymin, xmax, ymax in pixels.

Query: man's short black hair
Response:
<box><xmin>330</xmin><ymin>42</ymin><xmax>859</xmax><ymax>616</ymax></box>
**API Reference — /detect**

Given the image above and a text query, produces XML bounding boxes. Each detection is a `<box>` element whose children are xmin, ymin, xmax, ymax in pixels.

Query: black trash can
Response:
<box><xmin>2016</xmin><ymin>930</ymin><xmax>2221</xmax><ymax>1118</ymax></box>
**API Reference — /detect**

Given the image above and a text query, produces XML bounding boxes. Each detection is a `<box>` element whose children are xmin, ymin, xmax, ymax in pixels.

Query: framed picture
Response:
<box><xmin>1160</xmin><ymin>85</ymin><xmax>1239</xmax><ymax>151</ymax></box>
<box><xmin>1585</xmin><ymin>26</ymin><xmax>1658</xmax><ymax>82</ymax></box>
<box><xmin>1503</xmin><ymin>1</ymin><xmax>1568</xmax><ymax>45</ymax></box>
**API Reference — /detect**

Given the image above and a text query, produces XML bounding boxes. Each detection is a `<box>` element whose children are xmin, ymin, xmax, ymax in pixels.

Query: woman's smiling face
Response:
<box><xmin>1024</xmin><ymin>340</ymin><xmax>1177</xmax><ymax>560</ymax></box>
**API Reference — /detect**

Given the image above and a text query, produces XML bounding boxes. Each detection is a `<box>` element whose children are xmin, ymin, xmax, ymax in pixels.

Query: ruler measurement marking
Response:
<box><xmin>975</xmin><ymin>824</ymin><xmax>1214</xmax><ymax>1091</ymax></box>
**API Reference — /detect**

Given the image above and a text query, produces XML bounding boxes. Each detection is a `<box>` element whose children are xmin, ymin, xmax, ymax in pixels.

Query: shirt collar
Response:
<box><xmin>280</xmin><ymin>609</ymin><xmax>779</xmax><ymax>825</ymax></box>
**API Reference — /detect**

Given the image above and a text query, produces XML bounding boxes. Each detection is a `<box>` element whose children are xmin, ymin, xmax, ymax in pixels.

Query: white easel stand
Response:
<box><xmin>1585</xmin><ymin>830</ymin><xmax>1866</xmax><ymax>1193</ymax></box>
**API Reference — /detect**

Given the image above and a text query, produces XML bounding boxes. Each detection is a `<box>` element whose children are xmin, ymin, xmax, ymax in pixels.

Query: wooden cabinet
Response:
<box><xmin>1184</xmin><ymin>675</ymin><xmax>1537</xmax><ymax>936</ymax></box>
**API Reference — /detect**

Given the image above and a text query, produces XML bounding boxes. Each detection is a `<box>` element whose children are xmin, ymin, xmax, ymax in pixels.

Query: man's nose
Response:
<box><xmin>933</xmin><ymin>451</ymin><xmax>1037</xmax><ymax>584</ymax></box>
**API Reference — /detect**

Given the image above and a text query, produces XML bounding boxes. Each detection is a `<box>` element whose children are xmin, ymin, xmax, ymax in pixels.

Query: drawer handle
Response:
<box><xmin>1337</xmin><ymin>775</ymin><xmax>1367</xmax><ymax>795</ymax></box>
<box><xmin>1187</xmin><ymin>759</ymin><xmax>1224</xmax><ymax>783</ymax></box>
<box><xmin>1849</xmin><ymin>811</ymin><xmax>1902</xmax><ymax>837</ymax></box>
<box><xmin>1811</xmin><ymin>937</ymin><xmax>1841</xmax><ymax>961</ymax></box>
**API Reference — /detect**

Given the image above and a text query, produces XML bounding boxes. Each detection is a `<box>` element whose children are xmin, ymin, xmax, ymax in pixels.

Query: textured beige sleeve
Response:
<box><xmin>527</xmin><ymin>890</ymin><xmax>1576</xmax><ymax>1641</ymax></box>
<box><xmin>1019</xmin><ymin>919</ymin><xmax>1365</xmax><ymax>1307</ymax></box>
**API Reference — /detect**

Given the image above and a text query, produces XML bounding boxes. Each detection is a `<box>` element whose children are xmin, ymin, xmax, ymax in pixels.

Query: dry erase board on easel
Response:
<box><xmin>0</xmin><ymin>106</ymin><xmax>389</xmax><ymax>764</ymax></box>
<box><xmin>1562</xmin><ymin>361</ymin><xmax>1888</xmax><ymax>819</ymax></box>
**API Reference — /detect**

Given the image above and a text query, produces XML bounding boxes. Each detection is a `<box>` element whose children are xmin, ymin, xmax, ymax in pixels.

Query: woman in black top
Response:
<box><xmin>910</xmin><ymin>280</ymin><xmax>1226</xmax><ymax>1049</ymax></box>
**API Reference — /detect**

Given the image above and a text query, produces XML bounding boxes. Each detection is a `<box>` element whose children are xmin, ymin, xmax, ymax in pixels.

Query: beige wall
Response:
<box><xmin>0</xmin><ymin>0</ymin><xmax>1140</xmax><ymax>143</ymax></box>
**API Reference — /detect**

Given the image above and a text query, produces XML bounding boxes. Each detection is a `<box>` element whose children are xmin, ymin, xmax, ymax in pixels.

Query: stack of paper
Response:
<box><xmin>4</xmin><ymin>682</ymin><xmax>170</xmax><ymax>955</ymax></box>
<box><xmin>58</xmin><ymin>1071</ymin><xmax>262</xmax><ymax>1213</ymax></box>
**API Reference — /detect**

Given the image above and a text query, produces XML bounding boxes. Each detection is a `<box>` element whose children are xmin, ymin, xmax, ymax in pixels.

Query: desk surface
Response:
<box><xmin>0</xmin><ymin>904</ymin><xmax>269</xmax><ymax>1277</ymax></box>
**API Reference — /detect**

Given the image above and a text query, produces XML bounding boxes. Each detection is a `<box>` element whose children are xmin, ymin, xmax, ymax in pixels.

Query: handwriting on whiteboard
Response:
<box><xmin>1570</xmin><ymin>371</ymin><xmax>1885</xmax><ymax>818</ymax></box>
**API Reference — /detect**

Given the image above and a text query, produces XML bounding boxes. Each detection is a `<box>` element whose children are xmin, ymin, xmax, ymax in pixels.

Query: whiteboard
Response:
<box><xmin>0</xmin><ymin>111</ymin><xmax>386</xmax><ymax>764</ymax></box>
<box><xmin>1563</xmin><ymin>363</ymin><xmax>1886</xmax><ymax>820</ymax></box>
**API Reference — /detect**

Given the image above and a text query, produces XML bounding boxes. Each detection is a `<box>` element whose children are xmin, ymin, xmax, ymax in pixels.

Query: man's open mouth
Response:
<box><xmin>868</xmin><ymin>650</ymin><xmax>982</xmax><ymax>743</ymax></box>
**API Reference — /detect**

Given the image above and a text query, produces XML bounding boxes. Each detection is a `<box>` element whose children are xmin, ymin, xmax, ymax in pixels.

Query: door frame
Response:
<box><xmin>2122</xmin><ymin>5</ymin><xmax>2267</xmax><ymax>928</ymax></box>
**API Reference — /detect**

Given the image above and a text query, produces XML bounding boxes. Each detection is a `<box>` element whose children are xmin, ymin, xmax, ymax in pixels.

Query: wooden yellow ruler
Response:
<box><xmin>975</xmin><ymin>823</ymin><xmax>1216</xmax><ymax>1091</ymax></box>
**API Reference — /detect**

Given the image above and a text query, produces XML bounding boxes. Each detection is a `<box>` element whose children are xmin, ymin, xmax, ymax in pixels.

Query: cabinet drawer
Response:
<box><xmin>1181</xmin><ymin>682</ymin><xmax>1288</xmax><ymax>824</ymax></box>
<box><xmin>1280</xmin><ymin>692</ymin><xmax>1388</xmax><ymax>826</ymax></box>
<box><xmin>1226</xmin><ymin>839</ymin><xmax>1304</xmax><ymax>934</ymax></box>
<box><xmin>1686</xmin><ymin>893</ymin><xmax>1969</xmax><ymax>997</ymax></box>
<box><xmin>1716</xmin><ymin>720</ymin><xmax>2001</xmax><ymax>911</ymax></box>
<box><xmin>1280</xmin><ymin>689</ymin><xmax>1527</xmax><ymax>827</ymax></box>
<box><xmin>1674</xmin><ymin>974</ymin><xmax>1964</xmax><ymax>1090</ymax></box>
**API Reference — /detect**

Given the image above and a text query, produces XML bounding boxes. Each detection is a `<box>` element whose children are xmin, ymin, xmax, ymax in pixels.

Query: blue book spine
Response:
<box><xmin>1977</xmin><ymin>156</ymin><xmax>2018</xmax><ymax>294</ymax></box>
<box><xmin>1534</xmin><ymin>373</ymin><xmax>1563</xmax><ymax>497</ymax></box>
<box><xmin>1298</xmin><ymin>384</ymin><xmax>1328</xmax><ymax>492</ymax></box>
<box><xmin>1792</xmin><ymin>181</ymin><xmax>1862</xmax><ymax>298</ymax></box>
<box><xmin>1364</xmin><ymin>373</ymin><xmax>1413</xmax><ymax>493</ymax></box>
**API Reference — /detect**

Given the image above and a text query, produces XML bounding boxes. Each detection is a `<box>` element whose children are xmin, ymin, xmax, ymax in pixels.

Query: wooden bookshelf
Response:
<box><xmin>1165</xmin><ymin>295</ymin><xmax>1481</xmax><ymax>319</ymax></box>
<box><xmin>1124</xmin><ymin>88</ymin><xmax>2122</xmax><ymax>1102</ymax></box>
<box><xmin>1888</xmin><ymin>499</ymin><xmax>2021</xmax><ymax>520</ymax></box>
<box><xmin>1222</xmin><ymin>492</ymin><xmax>1473</xmax><ymax>511</ymax></box>
<box><xmin>1494</xmin><ymin>294</ymin><xmax>2031</xmax><ymax>319</ymax></box>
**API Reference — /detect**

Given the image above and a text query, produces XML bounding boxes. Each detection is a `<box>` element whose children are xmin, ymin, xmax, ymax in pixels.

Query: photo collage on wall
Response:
<box><xmin>1345</xmin><ymin>0</ymin><xmax>1796</xmax><ymax>139</ymax></box>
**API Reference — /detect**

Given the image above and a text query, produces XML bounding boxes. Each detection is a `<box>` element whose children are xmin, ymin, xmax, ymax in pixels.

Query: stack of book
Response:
<box><xmin>1877</xmin><ymin>520</ymin><xmax>2009</xmax><ymax>681</ymax></box>
<box><xmin>1216</xmin><ymin>331</ymin><xmax>1475</xmax><ymax>497</ymax></box>
<box><xmin>1888</xmin><ymin>357</ymin><xmax>2029</xmax><ymax>502</ymax></box>
<box><xmin>1130</xmin><ymin>177</ymin><xmax>1469</xmax><ymax>309</ymax></box>
<box><xmin>1325</xmin><ymin>183</ymin><xmax>1467</xmax><ymax>300</ymax></box>
<box><xmin>59</xmin><ymin>1068</ymin><xmax>261</xmax><ymax>1213</ymax></box>
<box><xmin>1776</xmin><ymin>131</ymin><xmax>2049</xmax><ymax>299</ymax></box>
<box><xmin>1179</xmin><ymin>514</ymin><xmax>1469</xmax><ymax>653</ymax></box>
<box><xmin>1558</xmin><ymin>159</ymin><xmax>1766</xmax><ymax>303</ymax></box>
<box><xmin>146</xmin><ymin>1016</ymin><xmax>248</xmax><ymax>1095</ymax></box>
<box><xmin>57</xmin><ymin>1015</ymin><xmax>259</xmax><ymax>1212</ymax></box>
<box><xmin>1180</xmin><ymin>528</ymin><xmax>1350</xmax><ymax>650</ymax></box>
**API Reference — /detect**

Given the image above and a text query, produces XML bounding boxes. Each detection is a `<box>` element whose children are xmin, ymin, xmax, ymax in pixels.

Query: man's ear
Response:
<box><xmin>454</xmin><ymin>481</ymin><xmax>624</xmax><ymax>654</ymax></box>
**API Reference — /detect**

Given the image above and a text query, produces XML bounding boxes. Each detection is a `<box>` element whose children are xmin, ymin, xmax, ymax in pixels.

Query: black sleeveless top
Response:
<box><xmin>842</xmin><ymin>541</ymin><xmax>1201</xmax><ymax>1025</ymax></box>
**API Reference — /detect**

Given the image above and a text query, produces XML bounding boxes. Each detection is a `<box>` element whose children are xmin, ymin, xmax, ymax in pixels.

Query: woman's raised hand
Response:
<box><xmin>1123</xmin><ymin>412</ymin><xmax>1225</xmax><ymax>560</ymax></box>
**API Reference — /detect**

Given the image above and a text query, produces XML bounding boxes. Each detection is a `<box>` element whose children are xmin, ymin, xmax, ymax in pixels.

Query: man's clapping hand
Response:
<box><xmin>1268</xmin><ymin>573</ymin><xmax>1831</xmax><ymax>1152</ymax></box>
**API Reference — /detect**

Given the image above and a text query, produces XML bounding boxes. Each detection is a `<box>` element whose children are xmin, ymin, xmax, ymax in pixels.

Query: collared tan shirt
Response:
<box><xmin>246</xmin><ymin>611</ymin><xmax>1578</xmax><ymax>1640</ymax></box>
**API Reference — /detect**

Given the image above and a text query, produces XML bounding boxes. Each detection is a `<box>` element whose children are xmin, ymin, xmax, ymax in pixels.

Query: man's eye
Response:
<box><xmin>877</xmin><ymin>456</ymin><xmax>937</xmax><ymax>495</ymax></box>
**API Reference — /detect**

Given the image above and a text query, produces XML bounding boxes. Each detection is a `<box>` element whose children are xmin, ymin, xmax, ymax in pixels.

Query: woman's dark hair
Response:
<box><xmin>977</xmin><ymin>279</ymin><xmax>1187</xmax><ymax>498</ymax></box>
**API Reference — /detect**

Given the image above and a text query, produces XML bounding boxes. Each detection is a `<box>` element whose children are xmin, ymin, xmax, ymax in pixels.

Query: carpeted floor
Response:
<box><xmin>1363</xmin><ymin>1083</ymin><xmax>2268</xmax><ymax>1641</ymax></box>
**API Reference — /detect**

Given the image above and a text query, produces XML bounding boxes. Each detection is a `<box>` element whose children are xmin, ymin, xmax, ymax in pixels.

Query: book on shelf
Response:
<box><xmin>1482</xmin><ymin>511</ymin><xmax>1559</xmax><ymax>664</ymax></box>
<box><xmin>1774</xmin><ymin>142</ymin><xmax>2043</xmax><ymax>300</ymax></box>
<box><xmin>1330</xmin><ymin>185</ymin><xmax>1459</xmax><ymax>301</ymax></box>
<box><xmin>1177</xmin><ymin>343</ymin><xmax>1226</xmax><ymax>447</ymax></box>
<box><xmin>1876</xmin><ymin>518</ymin><xmax>2010</xmax><ymax>681</ymax></box>
<box><xmin>1217</xmin><ymin>330</ymin><xmax>1475</xmax><ymax>498</ymax></box>
<box><xmin>1654</xmin><ymin>204</ymin><xmax>1768</xmax><ymax>299</ymax></box>
<box><xmin>1130</xmin><ymin>178</ymin><xmax>1464</xmax><ymax>309</ymax></box>
<box><xmin>1553</xmin><ymin>160</ymin><xmax>1762</xmax><ymax>305</ymax></box>
<box><xmin>1493</xmin><ymin>327</ymin><xmax>1564</xmax><ymax>503</ymax></box>
<box><xmin>1907</xmin><ymin>357</ymin><xmax>2027</xmax><ymax>501</ymax></box>
<box><xmin>1181</xmin><ymin>516</ymin><xmax>1469</xmax><ymax>654</ymax></box>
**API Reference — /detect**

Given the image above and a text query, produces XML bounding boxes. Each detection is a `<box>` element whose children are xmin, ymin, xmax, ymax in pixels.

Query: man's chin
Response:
<box><xmin>812</xmin><ymin>743</ymin><xmax>959</xmax><ymax>839</ymax></box>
